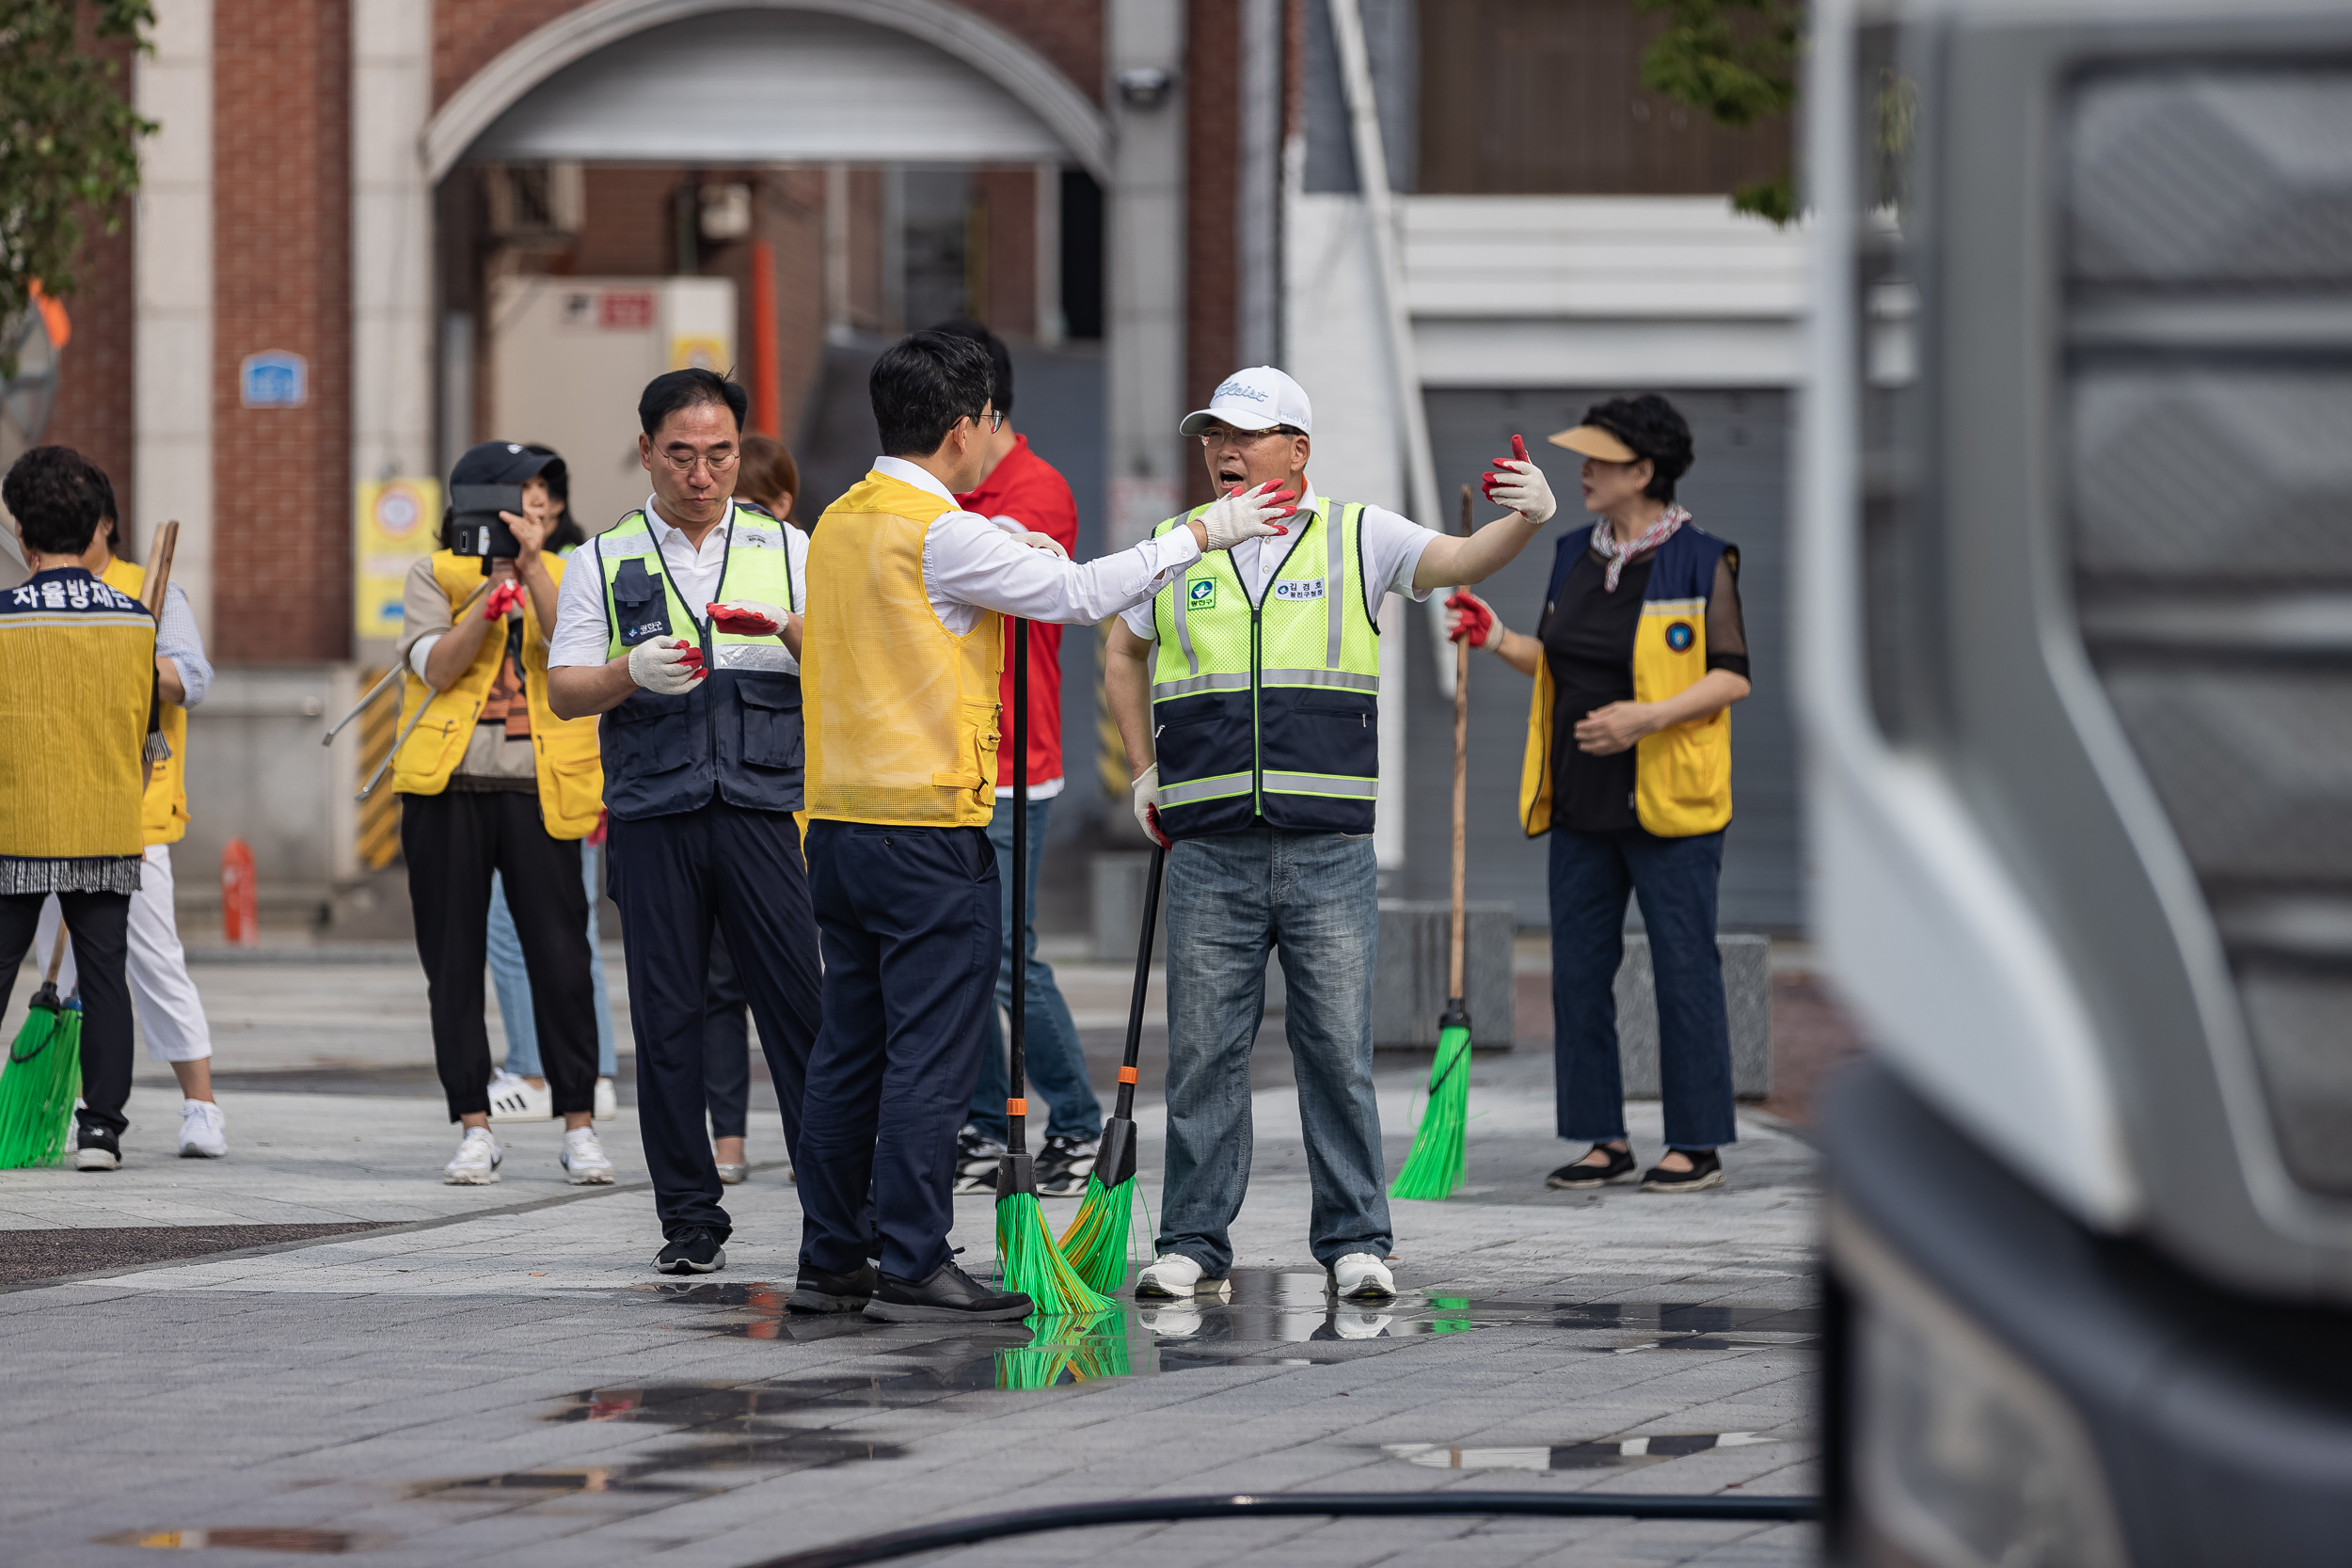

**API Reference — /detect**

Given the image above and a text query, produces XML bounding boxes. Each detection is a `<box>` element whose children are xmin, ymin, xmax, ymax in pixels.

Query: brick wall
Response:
<box><xmin>1184</xmin><ymin>0</ymin><xmax>1242</xmax><ymax>508</ymax></box>
<box><xmin>212</xmin><ymin>0</ymin><xmax>351</xmax><ymax>662</ymax></box>
<box><xmin>41</xmin><ymin>31</ymin><xmax>137</xmax><ymax>532</ymax></box>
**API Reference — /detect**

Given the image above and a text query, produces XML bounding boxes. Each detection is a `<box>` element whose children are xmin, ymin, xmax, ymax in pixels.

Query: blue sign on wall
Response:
<box><xmin>240</xmin><ymin>351</ymin><xmax>307</xmax><ymax>408</ymax></box>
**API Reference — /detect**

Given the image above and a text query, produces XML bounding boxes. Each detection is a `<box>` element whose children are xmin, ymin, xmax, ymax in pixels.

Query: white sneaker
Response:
<box><xmin>1330</xmin><ymin>1253</ymin><xmax>1396</xmax><ymax>1302</ymax></box>
<box><xmin>594</xmin><ymin>1076</ymin><xmax>618</xmax><ymax>1121</ymax></box>
<box><xmin>561</xmin><ymin>1126</ymin><xmax>614</xmax><ymax>1185</ymax></box>
<box><xmin>443</xmin><ymin>1127</ymin><xmax>502</xmax><ymax>1184</ymax></box>
<box><xmin>715</xmin><ymin>1162</ymin><xmax>748</xmax><ymax>1186</ymax></box>
<box><xmin>487</xmin><ymin>1071</ymin><xmax>550</xmax><ymax>1123</ymax></box>
<box><xmin>1135</xmin><ymin>1253</ymin><xmax>1206</xmax><ymax>1300</ymax></box>
<box><xmin>178</xmin><ymin>1099</ymin><xmax>228</xmax><ymax>1158</ymax></box>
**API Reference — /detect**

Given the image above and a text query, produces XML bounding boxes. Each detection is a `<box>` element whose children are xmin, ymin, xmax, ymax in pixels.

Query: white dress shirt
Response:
<box><xmin>1118</xmin><ymin>484</ymin><xmax>1437</xmax><ymax>641</ymax></box>
<box><xmin>547</xmin><ymin>497</ymin><xmax>812</xmax><ymax>673</ymax></box>
<box><xmin>866</xmin><ymin>456</ymin><xmax>1201</xmax><ymax>635</ymax></box>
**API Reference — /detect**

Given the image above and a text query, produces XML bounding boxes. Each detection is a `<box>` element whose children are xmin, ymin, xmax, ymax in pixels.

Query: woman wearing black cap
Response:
<box><xmin>1447</xmin><ymin>394</ymin><xmax>1751</xmax><ymax>1195</ymax></box>
<box><xmin>391</xmin><ymin>441</ymin><xmax>610</xmax><ymax>1187</ymax></box>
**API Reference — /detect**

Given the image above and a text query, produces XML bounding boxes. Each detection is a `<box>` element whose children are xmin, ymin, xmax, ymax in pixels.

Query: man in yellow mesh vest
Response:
<box><xmin>794</xmin><ymin>330</ymin><xmax>1294</xmax><ymax>1323</ymax></box>
<box><xmin>0</xmin><ymin>447</ymin><xmax>160</xmax><ymax>1171</ymax></box>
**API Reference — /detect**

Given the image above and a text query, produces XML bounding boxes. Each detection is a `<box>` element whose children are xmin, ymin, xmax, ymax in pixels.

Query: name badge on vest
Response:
<box><xmin>1271</xmin><ymin>579</ymin><xmax>1326</xmax><ymax>602</ymax></box>
<box><xmin>612</xmin><ymin>557</ymin><xmax>672</xmax><ymax>645</ymax></box>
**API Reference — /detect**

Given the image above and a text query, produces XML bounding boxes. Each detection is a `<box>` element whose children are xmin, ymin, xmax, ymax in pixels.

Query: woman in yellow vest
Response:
<box><xmin>393</xmin><ymin>442</ymin><xmax>608</xmax><ymax>1187</ymax></box>
<box><xmin>28</xmin><ymin>475</ymin><xmax>230</xmax><ymax>1159</ymax></box>
<box><xmin>1448</xmin><ymin>396</ymin><xmax>1751</xmax><ymax>1196</ymax></box>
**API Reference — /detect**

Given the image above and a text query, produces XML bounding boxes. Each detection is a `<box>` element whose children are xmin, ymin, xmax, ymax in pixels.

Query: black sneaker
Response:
<box><xmin>1640</xmin><ymin>1148</ymin><xmax>1725</xmax><ymax>1194</ymax></box>
<box><xmin>1546</xmin><ymin>1144</ymin><xmax>1636</xmax><ymax>1190</ymax></box>
<box><xmin>788</xmin><ymin>1260</ymin><xmax>878</xmax><ymax>1314</ymax></box>
<box><xmin>954</xmin><ymin>1125</ymin><xmax>1007</xmax><ymax>1194</ymax></box>
<box><xmin>1034</xmin><ymin>1134</ymin><xmax>1099</xmax><ymax>1196</ymax></box>
<box><xmin>72</xmin><ymin>1123</ymin><xmax>121</xmax><ymax>1173</ymax></box>
<box><xmin>654</xmin><ymin>1228</ymin><xmax>726</xmax><ymax>1274</ymax></box>
<box><xmin>864</xmin><ymin>1260</ymin><xmax>1032</xmax><ymax>1323</ymax></box>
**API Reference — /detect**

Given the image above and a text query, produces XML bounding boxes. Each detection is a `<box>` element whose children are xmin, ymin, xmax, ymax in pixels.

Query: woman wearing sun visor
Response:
<box><xmin>1446</xmin><ymin>394</ymin><xmax>1751</xmax><ymax>1197</ymax></box>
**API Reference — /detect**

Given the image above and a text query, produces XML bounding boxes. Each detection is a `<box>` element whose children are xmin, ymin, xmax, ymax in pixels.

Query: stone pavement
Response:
<box><xmin>0</xmin><ymin>1017</ymin><xmax>1821</xmax><ymax>1568</ymax></box>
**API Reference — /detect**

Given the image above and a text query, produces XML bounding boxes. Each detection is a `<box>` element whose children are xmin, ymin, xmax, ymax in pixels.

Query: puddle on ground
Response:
<box><xmin>100</xmin><ymin>1528</ymin><xmax>394</xmax><ymax>1553</ymax></box>
<box><xmin>1384</xmin><ymin>1432</ymin><xmax>1778</xmax><ymax>1471</ymax></box>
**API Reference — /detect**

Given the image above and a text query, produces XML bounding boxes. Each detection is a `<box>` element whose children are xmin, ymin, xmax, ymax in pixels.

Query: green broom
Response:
<box><xmin>1391</xmin><ymin>484</ymin><xmax>1478</xmax><ymax>1202</ymax></box>
<box><xmin>994</xmin><ymin>617</ymin><xmax>1115</xmax><ymax>1318</ymax></box>
<box><xmin>0</xmin><ymin>928</ymin><xmax>83</xmax><ymax>1168</ymax></box>
<box><xmin>1058</xmin><ymin>842</ymin><xmax>1162</xmax><ymax>1291</ymax></box>
<box><xmin>993</xmin><ymin>1307</ymin><xmax>1129</xmax><ymax>1389</ymax></box>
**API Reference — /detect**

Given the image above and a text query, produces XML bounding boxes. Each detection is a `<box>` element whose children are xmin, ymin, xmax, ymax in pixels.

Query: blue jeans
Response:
<box><xmin>1157</xmin><ymin>824</ymin><xmax>1392</xmax><ymax>1275</ymax></box>
<box><xmin>1549</xmin><ymin>825</ymin><xmax>1736</xmax><ymax>1150</ymax></box>
<box><xmin>966</xmin><ymin>794</ymin><xmax>1101</xmax><ymax>1143</ymax></box>
<box><xmin>490</xmin><ymin>850</ymin><xmax>618</xmax><ymax>1079</ymax></box>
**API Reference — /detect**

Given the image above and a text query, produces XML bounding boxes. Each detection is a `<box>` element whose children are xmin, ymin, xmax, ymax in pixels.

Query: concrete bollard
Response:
<box><xmin>1609</xmin><ymin>933</ymin><xmax>1772</xmax><ymax>1099</ymax></box>
<box><xmin>1372</xmin><ymin>901</ymin><xmax>1517</xmax><ymax>1049</ymax></box>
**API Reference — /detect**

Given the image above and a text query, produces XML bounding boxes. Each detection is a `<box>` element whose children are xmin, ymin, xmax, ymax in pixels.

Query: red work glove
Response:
<box><xmin>707</xmin><ymin>599</ymin><xmax>787</xmax><ymax>637</ymax></box>
<box><xmin>482</xmin><ymin>581</ymin><xmax>526</xmax><ymax>620</ymax></box>
<box><xmin>1445</xmin><ymin>591</ymin><xmax>1498</xmax><ymax>648</ymax></box>
<box><xmin>588</xmin><ymin>810</ymin><xmax>609</xmax><ymax>847</ymax></box>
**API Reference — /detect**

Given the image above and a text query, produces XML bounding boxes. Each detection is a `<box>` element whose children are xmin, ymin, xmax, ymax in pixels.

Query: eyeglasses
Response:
<box><xmin>966</xmin><ymin>409</ymin><xmax>1006</xmax><ymax>434</ymax></box>
<box><xmin>660</xmin><ymin>448</ymin><xmax>739</xmax><ymax>477</ymax></box>
<box><xmin>1199</xmin><ymin>426</ymin><xmax>1297</xmax><ymax>450</ymax></box>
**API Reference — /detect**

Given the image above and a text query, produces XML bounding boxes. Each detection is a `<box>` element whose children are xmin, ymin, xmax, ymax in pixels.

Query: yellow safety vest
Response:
<box><xmin>99</xmin><ymin>558</ymin><xmax>190</xmax><ymax>846</ymax></box>
<box><xmin>389</xmin><ymin>551</ymin><xmax>606</xmax><ymax>839</ymax></box>
<box><xmin>803</xmin><ymin>470</ymin><xmax>1003</xmax><ymax>828</ymax></box>
<box><xmin>0</xmin><ymin>570</ymin><xmax>154</xmax><ymax>861</ymax></box>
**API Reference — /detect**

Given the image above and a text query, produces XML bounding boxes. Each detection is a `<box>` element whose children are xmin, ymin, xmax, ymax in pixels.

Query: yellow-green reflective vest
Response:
<box><xmin>591</xmin><ymin>503</ymin><xmax>802</xmax><ymax>820</ymax></box>
<box><xmin>1148</xmin><ymin>498</ymin><xmax>1382</xmax><ymax>838</ymax></box>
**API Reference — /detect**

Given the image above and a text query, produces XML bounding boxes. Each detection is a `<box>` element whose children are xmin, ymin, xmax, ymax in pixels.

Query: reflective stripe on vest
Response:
<box><xmin>1146</xmin><ymin>498</ymin><xmax>1381</xmax><ymax>839</ymax></box>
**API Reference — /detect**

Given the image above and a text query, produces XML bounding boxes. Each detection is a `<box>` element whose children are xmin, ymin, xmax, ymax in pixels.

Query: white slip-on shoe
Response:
<box><xmin>1329</xmin><ymin>1253</ymin><xmax>1397</xmax><ymax>1302</ymax></box>
<box><xmin>715</xmin><ymin>1162</ymin><xmax>748</xmax><ymax>1185</ymax></box>
<box><xmin>561</xmin><ymin>1126</ymin><xmax>615</xmax><ymax>1185</ymax></box>
<box><xmin>1135</xmin><ymin>1253</ymin><xmax>1206</xmax><ymax>1300</ymax></box>
<box><xmin>443</xmin><ymin>1127</ymin><xmax>502</xmax><ymax>1185</ymax></box>
<box><xmin>594</xmin><ymin>1076</ymin><xmax>618</xmax><ymax>1121</ymax></box>
<box><xmin>487</xmin><ymin>1071</ymin><xmax>550</xmax><ymax>1123</ymax></box>
<box><xmin>178</xmin><ymin>1099</ymin><xmax>228</xmax><ymax>1158</ymax></box>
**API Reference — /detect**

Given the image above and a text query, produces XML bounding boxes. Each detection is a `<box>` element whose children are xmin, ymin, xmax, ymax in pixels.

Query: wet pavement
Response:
<box><xmin>0</xmin><ymin>978</ymin><xmax>1821</xmax><ymax>1567</ymax></box>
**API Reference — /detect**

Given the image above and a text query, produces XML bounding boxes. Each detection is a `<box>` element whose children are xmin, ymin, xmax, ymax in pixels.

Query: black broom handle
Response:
<box><xmin>1008</xmin><ymin>617</ymin><xmax>1029</xmax><ymax>1158</ymax></box>
<box><xmin>1114</xmin><ymin>844</ymin><xmax>1166</xmax><ymax>1123</ymax></box>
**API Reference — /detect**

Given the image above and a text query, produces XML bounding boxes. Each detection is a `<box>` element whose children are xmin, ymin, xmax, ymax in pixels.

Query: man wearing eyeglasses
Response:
<box><xmin>547</xmin><ymin>367</ymin><xmax>819</xmax><ymax>1276</ymax></box>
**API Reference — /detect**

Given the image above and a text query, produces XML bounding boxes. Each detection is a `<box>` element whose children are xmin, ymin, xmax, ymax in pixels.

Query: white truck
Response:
<box><xmin>1800</xmin><ymin>0</ymin><xmax>2352</xmax><ymax>1561</ymax></box>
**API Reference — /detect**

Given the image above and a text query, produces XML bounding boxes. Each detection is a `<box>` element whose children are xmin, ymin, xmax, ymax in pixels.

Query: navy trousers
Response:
<box><xmin>607</xmin><ymin>801</ymin><xmax>822</xmax><ymax>1241</ymax></box>
<box><xmin>1548</xmin><ymin>824</ymin><xmax>1737</xmax><ymax>1150</ymax></box>
<box><xmin>798</xmin><ymin>820</ymin><xmax>998</xmax><ymax>1282</ymax></box>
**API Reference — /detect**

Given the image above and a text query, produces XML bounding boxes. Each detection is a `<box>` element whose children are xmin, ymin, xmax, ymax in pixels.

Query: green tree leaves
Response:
<box><xmin>1634</xmin><ymin>0</ymin><xmax>1801</xmax><ymax>223</ymax></box>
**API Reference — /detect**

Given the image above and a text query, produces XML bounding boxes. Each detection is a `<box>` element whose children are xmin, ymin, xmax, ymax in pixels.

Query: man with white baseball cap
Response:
<box><xmin>1105</xmin><ymin>366</ymin><xmax>1559</xmax><ymax>1304</ymax></box>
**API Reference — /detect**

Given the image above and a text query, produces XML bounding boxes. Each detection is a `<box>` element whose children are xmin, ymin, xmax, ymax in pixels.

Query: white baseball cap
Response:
<box><xmin>1180</xmin><ymin>366</ymin><xmax>1312</xmax><ymax>436</ymax></box>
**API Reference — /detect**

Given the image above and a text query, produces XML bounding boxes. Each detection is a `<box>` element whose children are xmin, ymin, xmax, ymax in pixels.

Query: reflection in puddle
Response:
<box><xmin>421</xmin><ymin>1469</ymin><xmax>707</xmax><ymax>1496</ymax></box>
<box><xmin>103</xmin><ymin>1528</ymin><xmax>391</xmax><ymax>1553</ymax></box>
<box><xmin>1384</xmin><ymin>1432</ymin><xmax>1777</xmax><ymax>1471</ymax></box>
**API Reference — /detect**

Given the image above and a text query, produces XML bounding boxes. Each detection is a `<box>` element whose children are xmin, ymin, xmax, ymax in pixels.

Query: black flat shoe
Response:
<box><xmin>863</xmin><ymin>1260</ymin><xmax>1032</xmax><ymax>1323</ymax></box>
<box><xmin>654</xmin><ymin>1228</ymin><xmax>726</xmax><ymax>1274</ymax></box>
<box><xmin>1640</xmin><ymin>1148</ymin><xmax>1725</xmax><ymax>1193</ymax></box>
<box><xmin>1547</xmin><ymin>1144</ymin><xmax>1636</xmax><ymax>1190</ymax></box>
<box><xmin>788</xmin><ymin>1260</ymin><xmax>878</xmax><ymax>1314</ymax></box>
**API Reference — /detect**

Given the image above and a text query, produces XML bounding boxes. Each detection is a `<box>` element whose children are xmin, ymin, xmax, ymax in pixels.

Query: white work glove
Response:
<box><xmin>628</xmin><ymin>636</ymin><xmax>706</xmax><ymax>695</ymax></box>
<box><xmin>1131</xmin><ymin>764</ymin><xmax>1171</xmax><ymax>848</ymax></box>
<box><xmin>706</xmin><ymin>599</ymin><xmax>787</xmax><ymax>638</ymax></box>
<box><xmin>1198</xmin><ymin>481</ymin><xmax>1296</xmax><ymax>551</ymax></box>
<box><xmin>1481</xmin><ymin>436</ymin><xmax>1557</xmax><ymax>525</ymax></box>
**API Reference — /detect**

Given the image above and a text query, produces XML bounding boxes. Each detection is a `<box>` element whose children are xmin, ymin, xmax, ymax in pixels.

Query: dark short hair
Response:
<box><xmin>929</xmin><ymin>318</ymin><xmax>1013</xmax><ymax>419</ymax></box>
<box><xmin>1582</xmin><ymin>395</ymin><xmax>1694</xmax><ymax>503</ymax></box>
<box><xmin>639</xmin><ymin>367</ymin><xmax>747</xmax><ymax>439</ymax></box>
<box><xmin>738</xmin><ymin>434</ymin><xmax>800</xmax><ymax>518</ymax></box>
<box><xmin>871</xmin><ymin>330</ymin><xmax>994</xmax><ymax>458</ymax></box>
<box><xmin>4</xmin><ymin>446</ymin><xmax>111</xmax><ymax>557</ymax></box>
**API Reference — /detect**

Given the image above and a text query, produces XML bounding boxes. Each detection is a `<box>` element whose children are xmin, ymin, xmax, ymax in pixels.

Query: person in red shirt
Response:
<box><xmin>932</xmin><ymin>321</ymin><xmax>1105</xmax><ymax>1197</ymax></box>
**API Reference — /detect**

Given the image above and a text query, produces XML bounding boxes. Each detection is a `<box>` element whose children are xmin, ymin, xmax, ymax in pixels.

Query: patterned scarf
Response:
<box><xmin>1590</xmin><ymin>505</ymin><xmax>1691</xmax><ymax>592</ymax></box>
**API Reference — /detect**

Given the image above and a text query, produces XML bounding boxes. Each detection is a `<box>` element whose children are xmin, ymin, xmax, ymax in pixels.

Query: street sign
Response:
<box><xmin>240</xmin><ymin>350</ymin><xmax>308</xmax><ymax>408</ymax></box>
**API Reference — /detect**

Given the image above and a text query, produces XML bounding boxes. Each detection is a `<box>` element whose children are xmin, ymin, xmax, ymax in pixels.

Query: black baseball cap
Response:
<box><xmin>450</xmin><ymin>440</ymin><xmax>565</xmax><ymax>492</ymax></box>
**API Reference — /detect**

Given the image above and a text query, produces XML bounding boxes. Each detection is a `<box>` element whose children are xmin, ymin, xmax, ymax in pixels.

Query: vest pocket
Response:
<box><xmin>605</xmin><ymin>695</ymin><xmax>691</xmax><ymax>775</ymax></box>
<box><xmin>931</xmin><ymin>698</ymin><xmax>1000</xmax><ymax>791</ymax></box>
<box><xmin>738</xmin><ymin>679</ymin><xmax>804</xmax><ymax>771</ymax></box>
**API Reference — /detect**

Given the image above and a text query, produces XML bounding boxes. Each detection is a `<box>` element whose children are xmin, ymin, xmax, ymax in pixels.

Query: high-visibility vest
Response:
<box><xmin>592</xmin><ymin>505</ymin><xmax>802</xmax><ymax>821</ymax></box>
<box><xmin>99</xmin><ymin>558</ymin><xmax>189</xmax><ymax>846</ymax></box>
<box><xmin>803</xmin><ymin>471</ymin><xmax>1002</xmax><ymax>829</ymax></box>
<box><xmin>1147</xmin><ymin>497</ymin><xmax>1383</xmax><ymax>839</ymax></box>
<box><xmin>1518</xmin><ymin>523</ymin><xmax>1735</xmax><ymax>839</ymax></box>
<box><xmin>390</xmin><ymin>550</ymin><xmax>606</xmax><ymax>838</ymax></box>
<box><xmin>0</xmin><ymin>569</ymin><xmax>154</xmax><ymax>861</ymax></box>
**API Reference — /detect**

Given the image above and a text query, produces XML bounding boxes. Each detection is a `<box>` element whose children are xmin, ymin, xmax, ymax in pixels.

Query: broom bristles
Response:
<box><xmin>1057</xmin><ymin>1172</ymin><xmax>1140</xmax><ymax>1294</ymax></box>
<box><xmin>996</xmin><ymin>1190</ymin><xmax>1116</xmax><ymax>1317</ymax></box>
<box><xmin>0</xmin><ymin>1004</ymin><xmax>82</xmax><ymax>1169</ymax></box>
<box><xmin>994</xmin><ymin>1307</ymin><xmax>1127</xmax><ymax>1388</ymax></box>
<box><xmin>1389</xmin><ymin>1022</ymin><xmax>1471</xmax><ymax>1201</ymax></box>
